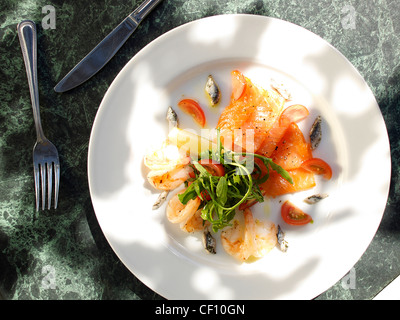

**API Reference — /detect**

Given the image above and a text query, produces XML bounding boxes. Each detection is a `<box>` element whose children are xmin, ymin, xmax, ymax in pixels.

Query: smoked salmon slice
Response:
<box><xmin>261</xmin><ymin>122</ymin><xmax>314</xmax><ymax>196</ymax></box>
<box><xmin>256</xmin><ymin>120</ymin><xmax>288</xmax><ymax>158</ymax></box>
<box><xmin>217</xmin><ymin>70</ymin><xmax>285</xmax><ymax>152</ymax></box>
<box><xmin>257</xmin><ymin>105</ymin><xmax>310</xmax><ymax>158</ymax></box>
<box><xmin>261</xmin><ymin>168</ymin><xmax>316</xmax><ymax>198</ymax></box>
<box><xmin>217</xmin><ymin>70</ymin><xmax>316</xmax><ymax>197</ymax></box>
<box><xmin>270</xmin><ymin>122</ymin><xmax>313</xmax><ymax>171</ymax></box>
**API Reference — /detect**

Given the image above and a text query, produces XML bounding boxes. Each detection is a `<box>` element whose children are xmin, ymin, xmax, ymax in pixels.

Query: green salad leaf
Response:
<box><xmin>178</xmin><ymin>131</ymin><xmax>293</xmax><ymax>232</ymax></box>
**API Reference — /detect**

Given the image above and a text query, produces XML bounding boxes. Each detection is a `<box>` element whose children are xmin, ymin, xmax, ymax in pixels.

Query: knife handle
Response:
<box><xmin>130</xmin><ymin>0</ymin><xmax>163</xmax><ymax>22</ymax></box>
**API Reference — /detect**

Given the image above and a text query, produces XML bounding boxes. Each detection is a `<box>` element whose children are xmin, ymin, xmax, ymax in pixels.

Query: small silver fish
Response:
<box><xmin>309</xmin><ymin>115</ymin><xmax>322</xmax><ymax>150</ymax></box>
<box><xmin>304</xmin><ymin>193</ymin><xmax>329</xmax><ymax>204</ymax></box>
<box><xmin>166</xmin><ymin>106</ymin><xmax>178</xmax><ymax>128</ymax></box>
<box><xmin>152</xmin><ymin>190</ymin><xmax>169</xmax><ymax>210</ymax></box>
<box><xmin>205</xmin><ymin>75</ymin><xmax>221</xmax><ymax>106</ymax></box>
<box><xmin>277</xmin><ymin>225</ymin><xmax>288</xmax><ymax>252</ymax></box>
<box><xmin>203</xmin><ymin>227</ymin><xmax>216</xmax><ymax>254</ymax></box>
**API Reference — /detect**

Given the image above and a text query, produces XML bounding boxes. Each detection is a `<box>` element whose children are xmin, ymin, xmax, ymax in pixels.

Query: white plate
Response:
<box><xmin>88</xmin><ymin>15</ymin><xmax>391</xmax><ymax>299</ymax></box>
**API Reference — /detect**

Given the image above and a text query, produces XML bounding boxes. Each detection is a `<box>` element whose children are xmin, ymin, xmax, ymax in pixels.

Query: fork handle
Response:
<box><xmin>17</xmin><ymin>20</ymin><xmax>46</xmax><ymax>142</ymax></box>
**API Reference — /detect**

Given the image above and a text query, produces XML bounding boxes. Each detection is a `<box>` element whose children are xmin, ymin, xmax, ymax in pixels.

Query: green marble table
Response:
<box><xmin>0</xmin><ymin>0</ymin><xmax>399</xmax><ymax>300</ymax></box>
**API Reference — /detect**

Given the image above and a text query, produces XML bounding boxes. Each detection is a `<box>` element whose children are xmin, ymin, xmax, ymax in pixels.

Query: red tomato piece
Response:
<box><xmin>279</xmin><ymin>104</ymin><xmax>309</xmax><ymax>126</ymax></box>
<box><xmin>231</xmin><ymin>70</ymin><xmax>247</xmax><ymax>101</ymax></box>
<box><xmin>195</xmin><ymin>159</ymin><xmax>225</xmax><ymax>201</ymax></box>
<box><xmin>301</xmin><ymin>158</ymin><xmax>332</xmax><ymax>180</ymax></box>
<box><xmin>178</xmin><ymin>99</ymin><xmax>206</xmax><ymax>127</ymax></box>
<box><xmin>198</xmin><ymin>159</ymin><xmax>225</xmax><ymax>177</ymax></box>
<box><xmin>200</xmin><ymin>190</ymin><xmax>211</xmax><ymax>201</ymax></box>
<box><xmin>281</xmin><ymin>200</ymin><xmax>313</xmax><ymax>226</ymax></box>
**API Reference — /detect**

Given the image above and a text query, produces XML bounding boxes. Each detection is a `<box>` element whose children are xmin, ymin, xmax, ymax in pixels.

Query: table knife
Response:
<box><xmin>54</xmin><ymin>0</ymin><xmax>163</xmax><ymax>93</ymax></box>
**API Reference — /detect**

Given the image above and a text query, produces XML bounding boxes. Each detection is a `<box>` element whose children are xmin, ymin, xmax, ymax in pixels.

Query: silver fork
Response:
<box><xmin>17</xmin><ymin>20</ymin><xmax>60</xmax><ymax>211</ymax></box>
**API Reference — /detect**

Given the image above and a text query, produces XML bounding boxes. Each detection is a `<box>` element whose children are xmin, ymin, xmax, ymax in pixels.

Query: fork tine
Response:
<box><xmin>54</xmin><ymin>162</ymin><xmax>60</xmax><ymax>209</ymax></box>
<box><xmin>47</xmin><ymin>162</ymin><xmax>53</xmax><ymax>210</ymax></box>
<box><xmin>34</xmin><ymin>163</ymin><xmax>40</xmax><ymax>211</ymax></box>
<box><xmin>40</xmin><ymin>163</ymin><xmax>46</xmax><ymax>210</ymax></box>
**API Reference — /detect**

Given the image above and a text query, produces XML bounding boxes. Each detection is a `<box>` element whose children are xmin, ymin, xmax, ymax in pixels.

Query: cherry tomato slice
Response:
<box><xmin>281</xmin><ymin>200</ymin><xmax>313</xmax><ymax>226</ymax></box>
<box><xmin>188</xmin><ymin>177</ymin><xmax>211</xmax><ymax>201</ymax></box>
<box><xmin>195</xmin><ymin>159</ymin><xmax>225</xmax><ymax>201</ymax></box>
<box><xmin>231</xmin><ymin>70</ymin><xmax>247</xmax><ymax>101</ymax></box>
<box><xmin>279</xmin><ymin>104</ymin><xmax>309</xmax><ymax>126</ymax></box>
<box><xmin>301</xmin><ymin>158</ymin><xmax>332</xmax><ymax>180</ymax></box>
<box><xmin>178</xmin><ymin>99</ymin><xmax>206</xmax><ymax>127</ymax></box>
<box><xmin>198</xmin><ymin>159</ymin><xmax>225</xmax><ymax>177</ymax></box>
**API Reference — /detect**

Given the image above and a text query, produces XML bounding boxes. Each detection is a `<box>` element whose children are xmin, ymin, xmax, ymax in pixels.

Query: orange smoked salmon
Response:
<box><xmin>261</xmin><ymin>168</ymin><xmax>316</xmax><ymax>198</ymax></box>
<box><xmin>217</xmin><ymin>70</ymin><xmax>285</xmax><ymax>152</ymax></box>
<box><xmin>217</xmin><ymin>70</ymin><xmax>316</xmax><ymax>197</ymax></box>
<box><xmin>270</xmin><ymin>122</ymin><xmax>313</xmax><ymax>171</ymax></box>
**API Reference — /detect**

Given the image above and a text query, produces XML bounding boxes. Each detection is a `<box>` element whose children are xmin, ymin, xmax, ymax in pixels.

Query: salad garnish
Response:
<box><xmin>178</xmin><ymin>130</ymin><xmax>293</xmax><ymax>232</ymax></box>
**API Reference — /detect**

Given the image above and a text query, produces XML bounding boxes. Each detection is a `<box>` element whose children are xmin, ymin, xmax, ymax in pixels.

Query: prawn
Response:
<box><xmin>144</xmin><ymin>142</ymin><xmax>191</xmax><ymax>191</ymax></box>
<box><xmin>167</xmin><ymin>190</ymin><xmax>208</xmax><ymax>232</ymax></box>
<box><xmin>166</xmin><ymin>189</ymin><xmax>201</xmax><ymax>224</ymax></box>
<box><xmin>147</xmin><ymin>166</ymin><xmax>191</xmax><ymax>191</ymax></box>
<box><xmin>221</xmin><ymin>208</ymin><xmax>277</xmax><ymax>262</ymax></box>
<box><xmin>144</xmin><ymin>142</ymin><xmax>190</xmax><ymax>172</ymax></box>
<box><xmin>180</xmin><ymin>208</ymin><xmax>209</xmax><ymax>233</ymax></box>
<box><xmin>253</xmin><ymin>216</ymin><xmax>278</xmax><ymax>258</ymax></box>
<box><xmin>167</xmin><ymin>191</ymin><xmax>217</xmax><ymax>253</ymax></box>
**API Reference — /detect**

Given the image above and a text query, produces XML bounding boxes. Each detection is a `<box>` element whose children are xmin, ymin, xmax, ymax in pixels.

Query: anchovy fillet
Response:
<box><xmin>304</xmin><ymin>193</ymin><xmax>329</xmax><ymax>204</ymax></box>
<box><xmin>152</xmin><ymin>190</ymin><xmax>169</xmax><ymax>210</ymax></box>
<box><xmin>277</xmin><ymin>225</ymin><xmax>288</xmax><ymax>252</ymax></box>
<box><xmin>309</xmin><ymin>115</ymin><xmax>322</xmax><ymax>150</ymax></box>
<box><xmin>205</xmin><ymin>75</ymin><xmax>221</xmax><ymax>106</ymax></box>
<box><xmin>203</xmin><ymin>227</ymin><xmax>217</xmax><ymax>254</ymax></box>
<box><xmin>166</xmin><ymin>106</ymin><xmax>178</xmax><ymax>128</ymax></box>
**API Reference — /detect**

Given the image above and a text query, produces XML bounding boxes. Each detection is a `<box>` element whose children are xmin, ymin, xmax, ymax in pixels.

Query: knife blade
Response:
<box><xmin>54</xmin><ymin>0</ymin><xmax>163</xmax><ymax>93</ymax></box>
